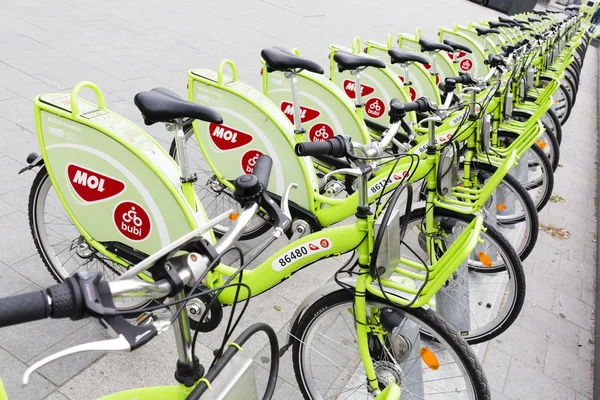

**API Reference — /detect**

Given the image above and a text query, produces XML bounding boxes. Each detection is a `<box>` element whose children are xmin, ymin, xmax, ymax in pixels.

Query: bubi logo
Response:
<box><xmin>397</xmin><ymin>76</ymin><xmax>418</xmax><ymax>101</ymax></box>
<box><xmin>459</xmin><ymin>59</ymin><xmax>473</xmax><ymax>72</ymax></box>
<box><xmin>343</xmin><ymin>79</ymin><xmax>375</xmax><ymax>99</ymax></box>
<box><xmin>208</xmin><ymin>123</ymin><xmax>253</xmax><ymax>151</ymax></box>
<box><xmin>241</xmin><ymin>150</ymin><xmax>264</xmax><ymax>174</ymax></box>
<box><xmin>309</xmin><ymin>123</ymin><xmax>335</xmax><ymax>142</ymax></box>
<box><xmin>67</xmin><ymin>164</ymin><xmax>125</xmax><ymax>203</ymax></box>
<box><xmin>113</xmin><ymin>201</ymin><xmax>151</xmax><ymax>241</ymax></box>
<box><xmin>280</xmin><ymin>101</ymin><xmax>320</xmax><ymax>124</ymax></box>
<box><xmin>365</xmin><ymin>98</ymin><xmax>386</xmax><ymax>119</ymax></box>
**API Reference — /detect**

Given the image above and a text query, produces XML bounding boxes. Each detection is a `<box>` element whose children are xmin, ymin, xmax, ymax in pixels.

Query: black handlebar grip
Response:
<box><xmin>252</xmin><ymin>155</ymin><xmax>272</xmax><ymax>188</ymax></box>
<box><xmin>0</xmin><ymin>290</ymin><xmax>50</xmax><ymax>327</ymax></box>
<box><xmin>401</xmin><ymin>97</ymin><xmax>431</xmax><ymax>113</ymax></box>
<box><xmin>295</xmin><ymin>136</ymin><xmax>347</xmax><ymax>158</ymax></box>
<box><xmin>46</xmin><ymin>281</ymin><xmax>82</xmax><ymax>319</ymax></box>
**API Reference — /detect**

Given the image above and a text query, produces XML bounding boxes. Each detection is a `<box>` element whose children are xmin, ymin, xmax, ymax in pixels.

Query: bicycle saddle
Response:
<box><xmin>498</xmin><ymin>16</ymin><xmax>519</xmax><ymax>26</ymax></box>
<box><xmin>261</xmin><ymin>47</ymin><xmax>324</xmax><ymax>74</ymax></box>
<box><xmin>388</xmin><ymin>48</ymin><xmax>429</xmax><ymax>65</ymax></box>
<box><xmin>475</xmin><ymin>27</ymin><xmax>500</xmax><ymax>36</ymax></box>
<box><xmin>419</xmin><ymin>38</ymin><xmax>454</xmax><ymax>53</ymax></box>
<box><xmin>442</xmin><ymin>39</ymin><xmax>472</xmax><ymax>54</ymax></box>
<box><xmin>333</xmin><ymin>51</ymin><xmax>385</xmax><ymax>71</ymax></box>
<box><xmin>489</xmin><ymin>21</ymin><xmax>511</xmax><ymax>29</ymax></box>
<box><xmin>134</xmin><ymin>87</ymin><xmax>223</xmax><ymax>125</ymax></box>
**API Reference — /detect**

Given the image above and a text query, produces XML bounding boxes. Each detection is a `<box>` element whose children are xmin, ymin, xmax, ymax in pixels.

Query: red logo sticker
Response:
<box><xmin>208</xmin><ymin>123</ymin><xmax>253</xmax><ymax>151</ymax></box>
<box><xmin>67</xmin><ymin>164</ymin><xmax>125</xmax><ymax>203</ymax></box>
<box><xmin>280</xmin><ymin>101</ymin><xmax>320</xmax><ymax>124</ymax></box>
<box><xmin>397</xmin><ymin>76</ymin><xmax>417</xmax><ymax>101</ymax></box>
<box><xmin>308</xmin><ymin>243</ymin><xmax>319</xmax><ymax>251</ymax></box>
<box><xmin>394</xmin><ymin>170</ymin><xmax>409</xmax><ymax>180</ymax></box>
<box><xmin>320</xmin><ymin>238</ymin><xmax>330</xmax><ymax>248</ymax></box>
<box><xmin>241</xmin><ymin>150</ymin><xmax>264</xmax><ymax>174</ymax></box>
<box><xmin>459</xmin><ymin>59</ymin><xmax>473</xmax><ymax>72</ymax></box>
<box><xmin>309</xmin><ymin>123</ymin><xmax>335</xmax><ymax>142</ymax></box>
<box><xmin>447</xmin><ymin>51</ymin><xmax>468</xmax><ymax>60</ymax></box>
<box><xmin>113</xmin><ymin>201</ymin><xmax>151</xmax><ymax>241</ymax></box>
<box><xmin>343</xmin><ymin>79</ymin><xmax>375</xmax><ymax>99</ymax></box>
<box><xmin>365</xmin><ymin>98</ymin><xmax>385</xmax><ymax>119</ymax></box>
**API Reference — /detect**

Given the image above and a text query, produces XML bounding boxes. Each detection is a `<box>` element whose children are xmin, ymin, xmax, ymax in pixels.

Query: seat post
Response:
<box><xmin>402</xmin><ymin>62</ymin><xmax>412</xmax><ymax>88</ymax></box>
<box><xmin>351</xmin><ymin>67</ymin><xmax>364</xmax><ymax>108</ymax></box>
<box><xmin>284</xmin><ymin>69</ymin><xmax>306</xmax><ymax>134</ymax></box>
<box><xmin>171</xmin><ymin>119</ymin><xmax>196</xmax><ymax>183</ymax></box>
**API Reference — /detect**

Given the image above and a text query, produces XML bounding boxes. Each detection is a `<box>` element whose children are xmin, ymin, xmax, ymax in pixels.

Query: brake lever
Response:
<box><xmin>281</xmin><ymin>183</ymin><xmax>298</xmax><ymax>222</ymax></box>
<box><xmin>23</xmin><ymin>318</ymin><xmax>170</xmax><ymax>384</ymax></box>
<box><xmin>23</xmin><ymin>335</ymin><xmax>130</xmax><ymax>384</ymax></box>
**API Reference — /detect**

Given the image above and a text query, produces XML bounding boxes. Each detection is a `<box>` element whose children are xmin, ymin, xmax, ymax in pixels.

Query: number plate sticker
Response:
<box><xmin>272</xmin><ymin>238</ymin><xmax>332</xmax><ymax>272</ymax></box>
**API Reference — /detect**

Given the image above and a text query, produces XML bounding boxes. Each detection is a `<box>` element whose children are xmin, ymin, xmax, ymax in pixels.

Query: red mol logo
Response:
<box><xmin>67</xmin><ymin>164</ymin><xmax>125</xmax><ymax>203</ymax></box>
<box><xmin>113</xmin><ymin>201</ymin><xmax>151</xmax><ymax>241</ymax></box>
<box><xmin>309</xmin><ymin>123</ymin><xmax>335</xmax><ymax>142</ymax></box>
<box><xmin>343</xmin><ymin>79</ymin><xmax>375</xmax><ymax>99</ymax></box>
<box><xmin>209</xmin><ymin>123</ymin><xmax>253</xmax><ymax>151</ymax></box>
<box><xmin>280</xmin><ymin>101</ymin><xmax>320</xmax><ymax>124</ymax></box>
<box><xmin>241</xmin><ymin>150</ymin><xmax>264</xmax><ymax>174</ymax></box>
<box><xmin>447</xmin><ymin>51</ymin><xmax>468</xmax><ymax>60</ymax></box>
<box><xmin>365</xmin><ymin>98</ymin><xmax>386</xmax><ymax>119</ymax></box>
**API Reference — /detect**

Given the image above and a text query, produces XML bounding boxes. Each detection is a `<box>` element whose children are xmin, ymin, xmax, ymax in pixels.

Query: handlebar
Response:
<box><xmin>294</xmin><ymin>135</ymin><xmax>350</xmax><ymax>158</ymax></box>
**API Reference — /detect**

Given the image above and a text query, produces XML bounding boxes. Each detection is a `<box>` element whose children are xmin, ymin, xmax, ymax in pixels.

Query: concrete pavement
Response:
<box><xmin>0</xmin><ymin>0</ymin><xmax>595</xmax><ymax>398</ymax></box>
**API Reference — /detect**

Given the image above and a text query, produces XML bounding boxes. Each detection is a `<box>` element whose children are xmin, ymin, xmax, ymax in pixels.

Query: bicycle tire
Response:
<box><xmin>292</xmin><ymin>289</ymin><xmax>491</xmax><ymax>399</ymax></box>
<box><xmin>28</xmin><ymin>166</ymin><xmax>149</xmax><ymax>311</ymax></box>
<box><xmin>497</xmin><ymin>131</ymin><xmax>555</xmax><ymax>211</ymax></box>
<box><xmin>462</xmin><ymin>161</ymin><xmax>539</xmax><ymax>261</ymax></box>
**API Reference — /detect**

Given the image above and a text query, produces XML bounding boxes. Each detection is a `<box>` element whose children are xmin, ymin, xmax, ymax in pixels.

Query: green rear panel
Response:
<box><xmin>262</xmin><ymin>61</ymin><xmax>370</xmax><ymax>144</ymax></box>
<box><xmin>329</xmin><ymin>44</ymin><xmax>417</xmax><ymax>125</ymax></box>
<box><xmin>438</xmin><ymin>30</ymin><xmax>489</xmax><ymax>77</ymax></box>
<box><xmin>35</xmin><ymin>92</ymin><xmax>205</xmax><ymax>255</ymax></box>
<box><xmin>364</xmin><ymin>40</ymin><xmax>440</xmax><ymax>104</ymax></box>
<box><xmin>397</xmin><ymin>31</ymin><xmax>457</xmax><ymax>91</ymax></box>
<box><xmin>188</xmin><ymin>68</ymin><xmax>317</xmax><ymax>211</ymax></box>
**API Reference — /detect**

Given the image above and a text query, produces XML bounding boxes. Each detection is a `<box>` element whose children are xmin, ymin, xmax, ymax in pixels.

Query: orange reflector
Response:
<box><xmin>478</xmin><ymin>252</ymin><xmax>493</xmax><ymax>268</ymax></box>
<box><xmin>229</xmin><ymin>213</ymin><xmax>239</xmax><ymax>221</ymax></box>
<box><xmin>497</xmin><ymin>203</ymin><xmax>507</xmax><ymax>211</ymax></box>
<box><xmin>420</xmin><ymin>347</ymin><xmax>440</xmax><ymax>370</ymax></box>
<box><xmin>537</xmin><ymin>140</ymin><xmax>547</xmax><ymax>150</ymax></box>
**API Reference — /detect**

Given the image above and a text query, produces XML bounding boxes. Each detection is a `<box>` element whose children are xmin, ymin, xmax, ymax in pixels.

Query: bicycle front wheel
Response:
<box><xmin>496</xmin><ymin>131</ymin><xmax>555</xmax><ymax>211</ymax></box>
<box><xmin>400</xmin><ymin>207</ymin><xmax>526</xmax><ymax>344</ymax></box>
<box><xmin>459</xmin><ymin>162</ymin><xmax>539</xmax><ymax>261</ymax></box>
<box><xmin>292</xmin><ymin>289</ymin><xmax>491</xmax><ymax>400</ymax></box>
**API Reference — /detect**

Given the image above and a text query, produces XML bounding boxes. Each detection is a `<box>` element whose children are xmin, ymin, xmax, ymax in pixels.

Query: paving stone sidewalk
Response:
<box><xmin>0</xmin><ymin>0</ymin><xmax>596</xmax><ymax>399</ymax></box>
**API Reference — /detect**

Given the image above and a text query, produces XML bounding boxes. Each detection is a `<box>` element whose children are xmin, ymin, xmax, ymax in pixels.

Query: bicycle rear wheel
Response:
<box><xmin>292</xmin><ymin>289</ymin><xmax>491</xmax><ymax>399</ymax></box>
<box><xmin>28</xmin><ymin>166</ymin><xmax>149</xmax><ymax>311</ymax></box>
